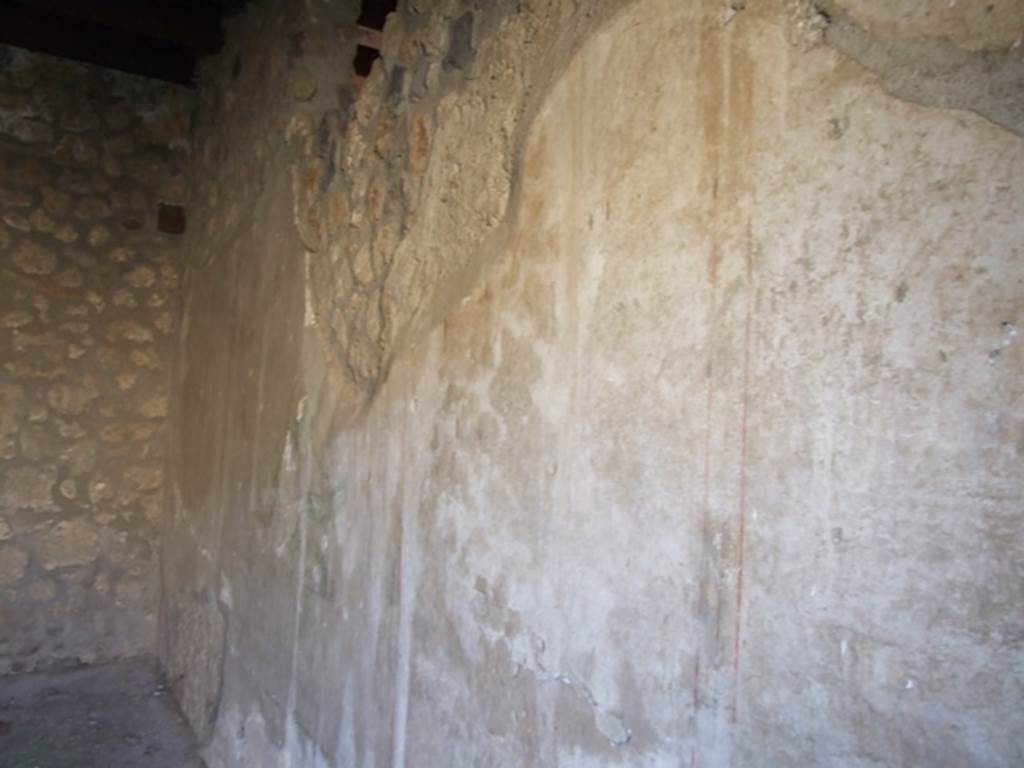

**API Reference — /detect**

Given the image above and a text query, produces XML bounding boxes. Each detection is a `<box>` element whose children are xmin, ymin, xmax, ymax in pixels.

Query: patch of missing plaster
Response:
<box><xmin>529</xmin><ymin>667</ymin><xmax>632</xmax><ymax>748</ymax></box>
<box><xmin>988</xmin><ymin>320</ymin><xmax>1018</xmax><ymax>363</ymax></box>
<box><xmin>724</xmin><ymin>1</ymin><xmax>747</xmax><ymax>26</ymax></box>
<box><xmin>821</xmin><ymin>2</ymin><xmax>1024</xmax><ymax>137</ymax></box>
<box><xmin>516</xmin><ymin>637</ymin><xmax>632</xmax><ymax>747</ymax></box>
<box><xmin>561</xmin><ymin>676</ymin><xmax>632</xmax><ymax>747</ymax></box>
<box><xmin>303</xmin><ymin>481</ymin><xmax>345</xmax><ymax>525</ymax></box>
<box><xmin>473</xmin><ymin>578</ymin><xmax>632</xmax><ymax>748</ymax></box>
<box><xmin>785</xmin><ymin>0</ymin><xmax>832</xmax><ymax>50</ymax></box>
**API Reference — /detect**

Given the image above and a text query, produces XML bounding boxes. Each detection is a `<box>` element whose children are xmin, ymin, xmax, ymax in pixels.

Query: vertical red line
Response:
<box><xmin>731</xmin><ymin>222</ymin><xmax>754</xmax><ymax>723</ymax></box>
<box><xmin>694</xmin><ymin>5</ymin><xmax>724</xmax><ymax>755</ymax></box>
<box><xmin>692</xmin><ymin>234</ymin><xmax>718</xmax><ymax>764</ymax></box>
<box><xmin>692</xmin><ymin>651</ymin><xmax>702</xmax><ymax>712</ymax></box>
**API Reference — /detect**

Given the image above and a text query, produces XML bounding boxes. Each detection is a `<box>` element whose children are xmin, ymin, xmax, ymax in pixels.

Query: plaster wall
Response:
<box><xmin>163</xmin><ymin>1</ymin><xmax>1024</xmax><ymax>766</ymax></box>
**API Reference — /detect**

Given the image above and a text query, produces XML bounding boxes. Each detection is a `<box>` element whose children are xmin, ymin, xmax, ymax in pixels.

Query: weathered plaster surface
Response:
<box><xmin>0</xmin><ymin>46</ymin><xmax>191</xmax><ymax>673</ymax></box>
<box><xmin>163</xmin><ymin>0</ymin><xmax>1024</xmax><ymax>766</ymax></box>
<box><xmin>823</xmin><ymin>3</ymin><xmax>1024</xmax><ymax>137</ymax></box>
<box><xmin>832</xmin><ymin>0</ymin><xmax>1024</xmax><ymax>51</ymax></box>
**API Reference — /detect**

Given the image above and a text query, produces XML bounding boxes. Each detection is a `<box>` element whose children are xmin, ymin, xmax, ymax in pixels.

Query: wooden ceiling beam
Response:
<box><xmin>10</xmin><ymin>0</ymin><xmax>222</xmax><ymax>52</ymax></box>
<box><xmin>0</xmin><ymin>3</ymin><xmax>197</xmax><ymax>84</ymax></box>
<box><xmin>356</xmin><ymin>25</ymin><xmax>382</xmax><ymax>52</ymax></box>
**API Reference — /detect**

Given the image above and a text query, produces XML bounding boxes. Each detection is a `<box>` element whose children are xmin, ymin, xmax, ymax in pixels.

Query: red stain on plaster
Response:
<box><xmin>692</xmin><ymin>652</ymin><xmax>701</xmax><ymax>712</ymax></box>
<box><xmin>731</xmin><ymin>220</ymin><xmax>754</xmax><ymax>724</ymax></box>
<box><xmin>690</xmin><ymin>229</ymin><xmax>719</xmax><ymax>764</ymax></box>
<box><xmin>715</xmin><ymin>578</ymin><xmax>723</xmax><ymax>646</ymax></box>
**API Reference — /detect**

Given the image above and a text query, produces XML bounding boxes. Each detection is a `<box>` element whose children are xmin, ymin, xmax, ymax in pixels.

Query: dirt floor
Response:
<box><xmin>0</xmin><ymin>656</ymin><xmax>202</xmax><ymax>768</ymax></box>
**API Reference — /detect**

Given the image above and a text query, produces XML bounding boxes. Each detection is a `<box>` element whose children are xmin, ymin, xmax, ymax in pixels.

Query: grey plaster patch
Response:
<box><xmin>823</xmin><ymin>3</ymin><xmax>1024</xmax><ymax>137</ymax></box>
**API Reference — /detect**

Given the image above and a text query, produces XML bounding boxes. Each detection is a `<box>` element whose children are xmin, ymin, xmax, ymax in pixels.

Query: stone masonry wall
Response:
<box><xmin>0</xmin><ymin>45</ymin><xmax>192</xmax><ymax>674</ymax></box>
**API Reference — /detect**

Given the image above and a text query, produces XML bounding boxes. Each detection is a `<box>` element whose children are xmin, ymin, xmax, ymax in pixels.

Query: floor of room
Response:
<box><xmin>0</xmin><ymin>657</ymin><xmax>202</xmax><ymax>768</ymax></box>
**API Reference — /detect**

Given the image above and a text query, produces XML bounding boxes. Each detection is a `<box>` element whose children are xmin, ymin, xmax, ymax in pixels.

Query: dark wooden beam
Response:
<box><xmin>0</xmin><ymin>2</ymin><xmax>199</xmax><ymax>85</ymax></box>
<box><xmin>356</xmin><ymin>25</ymin><xmax>382</xmax><ymax>51</ymax></box>
<box><xmin>11</xmin><ymin>0</ymin><xmax>223</xmax><ymax>52</ymax></box>
<box><xmin>356</xmin><ymin>0</ymin><xmax>396</xmax><ymax>31</ymax></box>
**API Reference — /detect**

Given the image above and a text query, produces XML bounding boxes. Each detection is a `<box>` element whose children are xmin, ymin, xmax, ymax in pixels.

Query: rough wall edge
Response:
<box><xmin>308</xmin><ymin>0</ymin><xmax>649</xmax><ymax>434</ymax></box>
<box><xmin>366</xmin><ymin>0</ymin><xmax>647</xmax><ymax>418</ymax></box>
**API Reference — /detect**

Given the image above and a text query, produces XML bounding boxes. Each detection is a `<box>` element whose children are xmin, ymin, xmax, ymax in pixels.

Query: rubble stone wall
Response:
<box><xmin>0</xmin><ymin>45</ymin><xmax>192</xmax><ymax>674</ymax></box>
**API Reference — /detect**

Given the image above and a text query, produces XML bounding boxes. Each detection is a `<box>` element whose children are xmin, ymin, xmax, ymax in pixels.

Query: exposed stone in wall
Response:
<box><xmin>166</xmin><ymin>0</ymin><xmax>636</xmax><ymax>741</ymax></box>
<box><xmin>184</xmin><ymin>0</ymin><xmax>636</xmax><ymax>424</ymax></box>
<box><xmin>165</xmin><ymin>0</ymin><xmax>1024</xmax><ymax>765</ymax></box>
<box><xmin>190</xmin><ymin>0</ymin><xmax>1024</xmax><ymax>427</ymax></box>
<box><xmin>0</xmin><ymin>45</ymin><xmax>191</xmax><ymax>674</ymax></box>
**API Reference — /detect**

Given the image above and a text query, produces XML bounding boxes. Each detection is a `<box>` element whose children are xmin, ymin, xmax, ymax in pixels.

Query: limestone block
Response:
<box><xmin>40</xmin><ymin>519</ymin><xmax>99</xmax><ymax>570</ymax></box>
<box><xmin>0</xmin><ymin>313</ymin><xmax>30</xmax><ymax>331</ymax></box>
<box><xmin>124</xmin><ymin>466</ymin><xmax>163</xmax><ymax>492</ymax></box>
<box><xmin>137</xmin><ymin>396</ymin><xmax>168</xmax><ymax>419</ymax></box>
<box><xmin>4</xmin><ymin>211</ymin><xmax>32</xmax><ymax>232</ymax></box>
<box><xmin>74</xmin><ymin>197</ymin><xmax>112</xmax><ymax>220</ymax></box>
<box><xmin>53</xmin><ymin>223</ymin><xmax>79</xmax><ymax>243</ymax></box>
<box><xmin>0</xmin><ymin>187</ymin><xmax>34</xmax><ymax>207</ymax></box>
<box><xmin>19</xmin><ymin>425</ymin><xmax>57</xmax><ymax>460</ymax></box>
<box><xmin>0</xmin><ymin>548</ymin><xmax>28</xmax><ymax>585</ymax></box>
<box><xmin>107</xmin><ymin>320</ymin><xmax>154</xmax><ymax>344</ymax></box>
<box><xmin>47</xmin><ymin>380</ymin><xmax>99</xmax><ymax>415</ymax></box>
<box><xmin>0</xmin><ymin>382</ymin><xmax>25</xmax><ymax>458</ymax></box>
<box><xmin>2</xmin><ymin>465</ymin><xmax>56</xmax><ymax>511</ymax></box>
<box><xmin>87</xmin><ymin>225</ymin><xmax>110</xmax><ymax>247</ymax></box>
<box><xmin>87</xmin><ymin>476</ymin><xmax>114</xmax><ymax>505</ymax></box>
<box><xmin>27</xmin><ymin>580</ymin><xmax>55</xmax><ymax>601</ymax></box>
<box><xmin>55</xmin><ymin>268</ymin><xmax>83</xmax><ymax>288</ymax></box>
<box><xmin>109</xmin><ymin>246</ymin><xmax>134</xmax><ymax>263</ymax></box>
<box><xmin>124</xmin><ymin>265</ymin><xmax>156</xmax><ymax>288</ymax></box>
<box><xmin>61</xmin><ymin>440</ymin><xmax>97</xmax><ymax>475</ymax></box>
<box><xmin>113</xmin><ymin>289</ymin><xmax>137</xmax><ymax>308</ymax></box>
<box><xmin>59</xmin><ymin>478</ymin><xmax>77</xmax><ymax>499</ymax></box>
<box><xmin>0</xmin><ymin>118</ymin><xmax>54</xmax><ymax>145</ymax></box>
<box><xmin>12</xmin><ymin>241</ymin><xmax>57</xmax><ymax>275</ymax></box>
<box><xmin>27</xmin><ymin>209</ymin><xmax>56</xmax><ymax>233</ymax></box>
<box><xmin>129</xmin><ymin>349</ymin><xmax>161</xmax><ymax>370</ymax></box>
<box><xmin>42</xmin><ymin>189</ymin><xmax>72</xmax><ymax>217</ymax></box>
<box><xmin>99</xmin><ymin>422</ymin><xmax>156</xmax><ymax>442</ymax></box>
<box><xmin>155</xmin><ymin>312</ymin><xmax>174</xmax><ymax>334</ymax></box>
<box><xmin>59</xmin><ymin>104</ymin><xmax>101</xmax><ymax>132</ymax></box>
